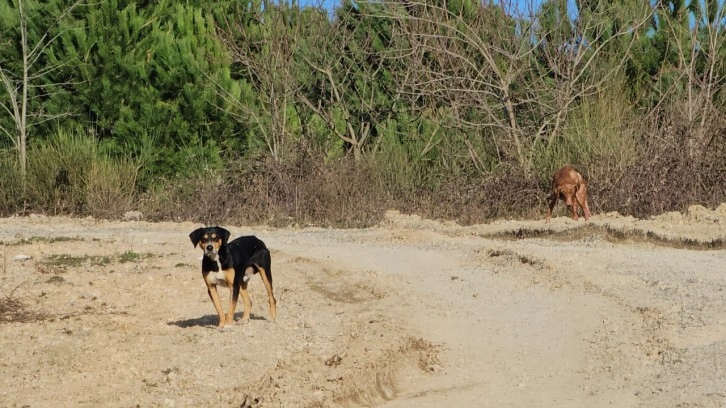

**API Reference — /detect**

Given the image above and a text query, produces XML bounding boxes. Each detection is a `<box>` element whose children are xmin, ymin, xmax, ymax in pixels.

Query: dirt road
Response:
<box><xmin>1</xmin><ymin>206</ymin><xmax>725</xmax><ymax>407</ymax></box>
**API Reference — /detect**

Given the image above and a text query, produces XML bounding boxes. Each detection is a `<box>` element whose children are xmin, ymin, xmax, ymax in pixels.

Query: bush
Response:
<box><xmin>25</xmin><ymin>131</ymin><xmax>95</xmax><ymax>214</ymax></box>
<box><xmin>0</xmin><ymin>151</ymin><xmax>23</xmax><ymax>215</ymax></box>
<box><xmin>85</xmin><ymin>157</ymin><xmax>139</xmax><ymax>219</ymax></box>
<box><xmin>17</xmin><ymin>131</ymin><xmax>141</xmax><ymax>218</ymax></box>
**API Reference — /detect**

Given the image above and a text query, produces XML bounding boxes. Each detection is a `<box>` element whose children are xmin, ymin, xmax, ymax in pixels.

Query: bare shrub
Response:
<box><xmin>143</xmin><ymin>148</ymin><xmax>389</xmax><ymax>228</ymax></box>
<box><xmin>139</xmin><ymin>178</ymin><xmax>227</xmax><ymax>225</ymax></box>
<box><xmin>396</xmin><ymin>164</ymin><xmax>542</xmax><ymax>225</ymax></box>
<box><xmin>0</xmin><ymin>284</ymin><xmax>47</xmax><ymax>324</ymax></box>
<box><xmin>592</xmin><ymin>117</ymin><xmax>726</xmax><ymax>218</ymax></box>
<box><xmin>223</xmin><ymin>153</ymin><xmax>388</xmax><ymax>228</ymax></box>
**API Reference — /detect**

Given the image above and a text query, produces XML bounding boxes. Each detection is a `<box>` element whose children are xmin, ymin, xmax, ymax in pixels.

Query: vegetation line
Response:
<box><xmin>1</xmin><ymin>0</ymin><xmax>724</xmax><ymax>225</ymax></box>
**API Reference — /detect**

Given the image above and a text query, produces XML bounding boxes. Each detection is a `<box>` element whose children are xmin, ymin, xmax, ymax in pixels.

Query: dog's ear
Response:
<box><xmin>189</xmin><ymin>228</ymin><xmax>204</xmax><ymax>248</ymax></box>
<box><xmin>216</xmin><ymin>227</ymin><xmax>231</xmax><ymax>245</ymax></box>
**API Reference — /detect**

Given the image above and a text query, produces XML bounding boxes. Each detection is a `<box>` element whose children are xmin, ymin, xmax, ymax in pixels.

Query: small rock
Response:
<box><xmin>325</xmin><ymin>354</ymin><xmax>342</xmax><ymax>367</ymax></box>
<box><xmin>14</xmin><ymin>254</ymin><xmax>32</xmax><ymax>261</ymax></box>
<box><xmin>313</xmin><ymin>390</ymin><xmax>326</xmax><ymax>402</ymax></box>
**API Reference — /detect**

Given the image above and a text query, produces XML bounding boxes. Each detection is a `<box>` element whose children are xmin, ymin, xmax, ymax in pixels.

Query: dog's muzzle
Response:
<box><xmin>204</xmin><ymin>244</ymin><xmax>219</xmax><ymax>262</ymax></box>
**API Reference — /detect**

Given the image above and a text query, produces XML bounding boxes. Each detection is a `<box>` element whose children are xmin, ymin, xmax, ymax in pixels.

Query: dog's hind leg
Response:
<box><xmin>257</xmin><ymin>266</ymin><xmax>277</xmax><ymax>322</ymax></box>
<box><xmin>239</xmin><ymin>281</ymin><xmax>253</xmax><ymax>323</ymax></box>
<box><xmin>576</xmin><ymin>184</ymin><xmax>591</xmax><ymax>220</ymax></box>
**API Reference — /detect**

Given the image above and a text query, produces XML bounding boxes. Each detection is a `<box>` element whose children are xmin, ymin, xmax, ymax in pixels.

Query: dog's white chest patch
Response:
<box><xmin>206</xmin><ymin>270</ymin><xmax>229</xmax><ymax>287</ymax></box>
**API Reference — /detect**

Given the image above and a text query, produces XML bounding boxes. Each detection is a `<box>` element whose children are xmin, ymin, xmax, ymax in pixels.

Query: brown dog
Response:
<box><xmin>546</xmin><ymin>166</ymin><xmax>592</xmax><ymax>223</ymax></box>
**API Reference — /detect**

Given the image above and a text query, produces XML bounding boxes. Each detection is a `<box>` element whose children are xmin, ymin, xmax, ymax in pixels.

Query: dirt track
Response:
<box><xmin>1</xmin><ymin>205</ymin><xmax>725</xmax><ymax>407</ymax></box>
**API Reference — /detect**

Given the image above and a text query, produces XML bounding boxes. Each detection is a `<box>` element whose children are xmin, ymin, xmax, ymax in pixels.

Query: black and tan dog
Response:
<box><xmin>189</xmin><ymin>226</ymin><xmax>276</xmax><ymax>328</ymax></box>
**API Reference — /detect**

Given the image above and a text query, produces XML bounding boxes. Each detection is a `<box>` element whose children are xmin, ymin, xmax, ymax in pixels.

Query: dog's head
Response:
<box><xmin>556</xmin><ymin>184</ymin><xmax>577</xmax><ymax>206</ymax></box>
<box><xmin>189</xmin><ymin>227</ymin><xmax>231</xmax><ymax>262</ymax></box>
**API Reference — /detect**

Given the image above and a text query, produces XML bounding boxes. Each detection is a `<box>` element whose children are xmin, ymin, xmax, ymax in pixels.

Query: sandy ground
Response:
<box><xmin>1</xmin><ymin>204</ymin><xmax>726</xmax><ymax>407</ymax></box>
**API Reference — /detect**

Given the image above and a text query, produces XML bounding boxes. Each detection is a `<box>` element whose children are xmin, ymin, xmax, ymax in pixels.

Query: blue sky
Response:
<box><xmin>299</xmin><ymin>0</ymin><xmax>548</xmax><ymax>17</ymax></box>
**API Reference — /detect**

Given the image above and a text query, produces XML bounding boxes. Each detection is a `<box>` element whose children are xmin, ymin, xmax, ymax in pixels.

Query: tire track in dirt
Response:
<box><xmin>269</xmin><ymin>227</ymin><xmax>642</xmax><ymax>408</ymax></box>
<box><xmin>236</xmin><ymin>252</ymin><xmax>440</xmax><ymax>408</ymax></box>
<box><xmin>478</xmin><ymin>235</ymin><xmax>726</xmax><ymax>407</ymax></box>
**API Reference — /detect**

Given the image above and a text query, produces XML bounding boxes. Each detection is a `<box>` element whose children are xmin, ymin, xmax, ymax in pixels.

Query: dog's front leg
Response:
<box><xmin>570</xmin><ymin>200</ymin><xmax>579</xmax><ymax>221</ymax></box>
<box><xmin>206</xmin><ymin>283</ymin><xmax>226</xmax><ymax>328</ymax></box>
<box><xmin>224</xmin><ymin>268</ymin><xmax>238</xmax><ymax>325</ymax></box>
